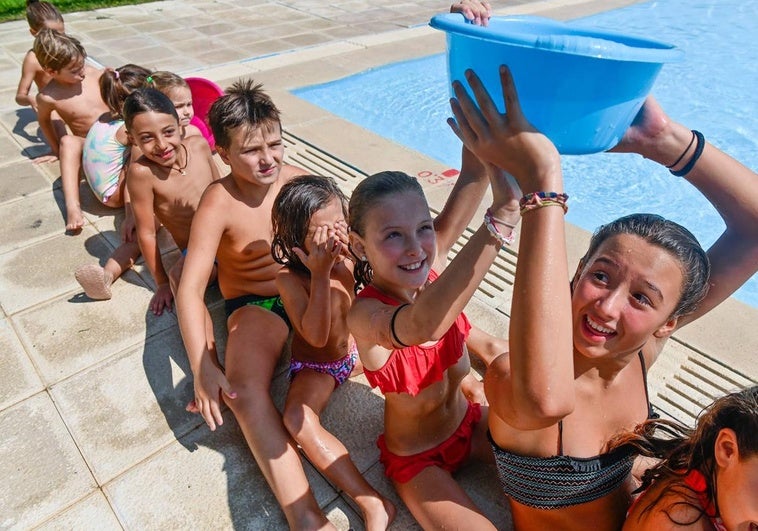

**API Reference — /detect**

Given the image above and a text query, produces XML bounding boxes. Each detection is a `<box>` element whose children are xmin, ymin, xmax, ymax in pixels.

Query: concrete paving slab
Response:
<box><xmin>32</xmin><ymin>491</ymin><xmax>121</xmax><ymax>531</ymax></box>
<box><xmin>104</xmin><ymin>409</ymin><xmax>338</xmax><ymax>529</ymax></box>
<box><xmin>12</xmin><ymin>272</ymin><xmax>172</xmax><ymax>384</ymax></box>
<box><xmin>50</xmin><ymin>327</ymin><xmax>202</xmax><ymax>483</ymax></box>
<box><xmin>0</xmin><ymin>317</ymin><xmax>43</xmax><ymax>412</ymax></box>
<box><xmin>0</xmin><ymin>393</ymin><xmax>97</xmax><ymax>530</ymax></box>
<box><xmin>0</xmin><ymin>226</ymin><xmax>106</xmax><ymax>313</ymax></box>
<box><xmin>0</xmin><ymin>162</ymin><xmax>50</xmax><ymax>204</ymax></box>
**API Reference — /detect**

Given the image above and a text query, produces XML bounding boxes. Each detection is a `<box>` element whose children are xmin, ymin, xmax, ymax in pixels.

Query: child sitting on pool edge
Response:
<box><xmin>33</xmin><ymin>28</ymin><xmax>109</xmax><ymax>232</ymax></box>
<box><xmin>271</xmin><ymin>174</ymin><xmax>396</xmax><ymax>530</ymax></box>
<box><xmin>176</xmin><ymin>79</ymin><xmax>338</xmax><ymax>529</ymax></box>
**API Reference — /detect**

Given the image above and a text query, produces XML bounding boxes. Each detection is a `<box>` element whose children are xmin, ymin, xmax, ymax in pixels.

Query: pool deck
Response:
<box><xmin>0</xmin><ymin>0</ymin><xmax>756</xmax><ymax>528</ymax></box>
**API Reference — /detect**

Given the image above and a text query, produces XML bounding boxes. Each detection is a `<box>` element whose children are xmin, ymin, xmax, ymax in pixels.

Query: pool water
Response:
<box><xmin>293</xmin><ymin>0</ymin><xmax>758</xmax><ymax>308</ymax></box>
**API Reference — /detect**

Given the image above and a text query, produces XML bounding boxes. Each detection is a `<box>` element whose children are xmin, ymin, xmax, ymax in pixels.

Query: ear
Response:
<box><xmin>349</xmin><ymin>230</ymin><xmax>366</xmax><ymax>260</ymax></box>
<box><xmin>714</xmin><ymin>428</ymin><xmax>740</xmax><ymax>469</ymax></box>
<box><xmin>215</xmin><ymin>145</ymin><xmax>230</xmax><ymax>165</ymax></box>
<box><xmin>125</xmin><ymin>130</ymin><xmax>134</xmax><ymax>146</ymax></box>
<box><xmin>43</xmin><ymin>66</ymin><xmax>57</xmax><ymax>77</ymax></box>
<box><xmin>653</xmin><ymin>315</ymin><xmax>679</xmax><ymax>338</ymax></box>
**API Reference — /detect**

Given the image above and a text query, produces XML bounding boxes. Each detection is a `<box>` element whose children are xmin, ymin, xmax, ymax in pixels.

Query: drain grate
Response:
<box><xmin>283</xmin><ymin>130</ymin><xmax>757</xmax><ymax>428</ymax></box>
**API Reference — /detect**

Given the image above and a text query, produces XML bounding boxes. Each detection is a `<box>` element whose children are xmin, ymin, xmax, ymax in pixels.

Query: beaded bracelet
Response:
<box><xmin>670</xmin><ymin>130</ymin><xmax>705</xmax><ymax>177</ymax></box>
<box><xmin>519</xmin><ymin>192</ymin><xmax>569</xmax><ymax>215</ymax></box>
<box><xmin>666</xmin><ymin>130</ymin><xmax>696</xmax><ymax>169</ymax></box>
<box><xmin>484</xmin><ymin>209</ymin><xmax>516</xmax><ymax>247</ymax></box>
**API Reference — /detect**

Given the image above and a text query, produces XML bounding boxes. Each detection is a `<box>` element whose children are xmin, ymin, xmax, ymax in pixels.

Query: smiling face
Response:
<box><xmin>353</xmin><ymin>190</ymin><xmax>435</xmax><ymax>298</ymax></box>
<box><xmin>127</xmin><ymin>110</ymin><xmax>182</xmax><ymax>168</ymax></box>
<box><xmin>166</xmin><ymin>86</ymin><xmax>194</xmax><ymax>127</ymax></box>
<box><xmin>571</xmin><ymin>233</ymin><xmax>684</xmax><ymax>359</ymax></box>
<box><xmin>217</xmin><ymin>122</ymin><xmax>283</xmax><ymax>187</ymax></box>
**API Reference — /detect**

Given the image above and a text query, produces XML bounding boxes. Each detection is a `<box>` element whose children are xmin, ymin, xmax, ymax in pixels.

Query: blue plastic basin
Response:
<box><xmin>429</xmin><ymin>14</ymin><xmax>683</xmax><ymax>154</ymax></box>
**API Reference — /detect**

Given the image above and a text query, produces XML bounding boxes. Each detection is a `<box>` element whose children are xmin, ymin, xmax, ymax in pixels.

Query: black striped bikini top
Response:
<box><xmin>489</xmin><ymin>351</ymin><xmax>656</xmax><ymax>510</ymax></box>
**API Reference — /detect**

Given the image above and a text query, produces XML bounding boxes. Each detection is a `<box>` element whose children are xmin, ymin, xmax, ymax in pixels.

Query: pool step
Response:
<box><xmin>282</xmin><ymin>130</ymin><xmax>757</xmax><ymax>429</ymax></box>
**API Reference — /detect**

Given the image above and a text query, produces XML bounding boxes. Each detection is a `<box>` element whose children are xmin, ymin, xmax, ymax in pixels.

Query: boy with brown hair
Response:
<box><xmin>34</xmin><ymin>28</ymin><xmax>108</xmax><ymax>232</ymax></box>
<box><xmin>176</xmin><ymin>79</ymin><xmax>334</xmax><ymax>529</ymax></box>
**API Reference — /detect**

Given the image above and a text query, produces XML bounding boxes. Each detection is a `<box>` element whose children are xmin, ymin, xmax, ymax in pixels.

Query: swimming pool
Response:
<box><xmin>293</xmin><ymin>0</ymin><xmax>758</xmax><ymax>308</ymax></box>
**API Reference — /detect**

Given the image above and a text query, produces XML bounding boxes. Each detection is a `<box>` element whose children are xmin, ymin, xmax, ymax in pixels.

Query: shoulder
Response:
<box><xmin>624</xmin><ymin>480</ymin><xmax>709</xmax><ymax>531</ymax></box>
<box><xmin>22</xmin><ymin>50</ymin><xmax>41</xmax><ymax>68</ymax></box>
<box><xmin>281</xmin><ymin>164</ymin><xmax>308</xmax><ymax>180</ymax></box>
<box><xmin>185</xmin><ymin>134</ymin><xmax>210</xmax><ymax>153</ymax></box>
<box><xmin>198</xmin><ymin>178</ymin><xmax>233</xmax><ymax>208</ymax></box>
<box><xmin>127</xmin><ymin>158</ymin><xmax>157</xmax><ymax>180</ymax></box>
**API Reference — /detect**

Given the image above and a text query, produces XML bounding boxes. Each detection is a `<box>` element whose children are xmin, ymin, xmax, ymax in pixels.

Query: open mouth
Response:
<box><xmin>582</xmin><ymin>315</ymin><xmax>616</xmax><ymax>340</ymax></box>
<box><xmin>399</xmin><ymin>259</ymin><xmax>425</xmax><ymax>272</ymax></box>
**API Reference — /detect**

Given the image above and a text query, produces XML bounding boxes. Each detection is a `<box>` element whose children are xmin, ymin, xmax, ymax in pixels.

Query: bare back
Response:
<box><xmin>38</xmin><ymin>64</ymin><xmax>107</xmax><ymax>137</ymax></box>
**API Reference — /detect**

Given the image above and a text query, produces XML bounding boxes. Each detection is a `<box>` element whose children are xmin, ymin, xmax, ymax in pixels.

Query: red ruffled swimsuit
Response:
<box><xmin>356</xmin><ymin>269</ymin><xmax>471</xmax><ymax>396</ymax></box>
<box><xmin>356</xmin><ymin>270</ymin><xmax>478</xmax><ymax>483</ymax></box>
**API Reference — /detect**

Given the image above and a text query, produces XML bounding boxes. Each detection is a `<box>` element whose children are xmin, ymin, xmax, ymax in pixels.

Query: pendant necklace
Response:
<box><xmin>172</xmin><ymin>144</ymin><xmax>188</xmax><ymax>175</ymax></box>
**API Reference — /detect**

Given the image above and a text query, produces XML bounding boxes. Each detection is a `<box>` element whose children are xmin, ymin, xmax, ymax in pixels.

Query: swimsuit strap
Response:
<box><xmin>557</xmin><ymin>350</ymin><xmax>653</xmax><ymax>456</ymax></box>
<box><xmin>637</xmin><ymin>350</ymin><xmax>658</xmax><ymax>419</ymax></box>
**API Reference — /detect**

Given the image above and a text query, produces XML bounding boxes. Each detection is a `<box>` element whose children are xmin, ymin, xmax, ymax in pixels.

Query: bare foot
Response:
<box><xmin>66</xmin><ymin>207</ymin><xmax>84</xmax><ymax>234</ymax></box>
<box><xmin>74</xmin><ymin>264</ymin><xmax>113</xmax><ymax>300</ymax></box>
<box><xmin>359</xmin><ymin>495</ymin><xmax>396</xmax><ymax>531</ymax></box>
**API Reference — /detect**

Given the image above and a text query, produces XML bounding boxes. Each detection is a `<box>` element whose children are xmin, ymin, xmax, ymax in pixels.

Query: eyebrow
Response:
<box><xmin>594</xmin><ymin>257</ymin><xmax>664</xmax><ymax>302</ymax></box>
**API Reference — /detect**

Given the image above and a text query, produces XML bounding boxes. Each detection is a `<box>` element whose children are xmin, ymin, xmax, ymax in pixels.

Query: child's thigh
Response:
<box><xmin>394</xmin><ymin>466</ymin><xmax>495</xmax><ymax>530</ymax></box>
<box><xmin>285</xmin><ymin>369</ymin><xmax>336</xmax><ymax>418</ymax></box>
<box><xmin>224</xmin><ymin>305</ymin><xmax>289</xmax><ymax>386</ymax></box>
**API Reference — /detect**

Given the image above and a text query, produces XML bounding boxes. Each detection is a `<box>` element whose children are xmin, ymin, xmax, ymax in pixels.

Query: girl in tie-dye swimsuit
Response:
<box><xmin>82</xmin><ymin>64</ymin><xmax>150</xmax><ymax>206</ymax></box>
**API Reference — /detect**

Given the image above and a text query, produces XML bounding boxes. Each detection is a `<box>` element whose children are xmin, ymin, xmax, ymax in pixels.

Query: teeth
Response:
<box><xmin>401</xmin><ymin>261</ymin><xmax>423</xmax><ymax>271</ymax></box>
<box><xmin>586</xmin><ymin>316</ymin><xmax>614</xmax><ymax>334</ymax></box>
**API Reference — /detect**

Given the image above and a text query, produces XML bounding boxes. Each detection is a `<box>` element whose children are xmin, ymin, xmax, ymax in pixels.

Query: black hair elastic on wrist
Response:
<box><xmin>390</xmin><ymin>303</ymin><xmax>411</xmax><ymax>348</ymax></box>
<box><xmin>670</xmin><ymin>130</ymin><xmax>705</xmax><ymax>177</ymax></box>
<box><xmin>666</xmin><ymin>130</ymin><xmax>696</xmax><ymax>169</ymax></box>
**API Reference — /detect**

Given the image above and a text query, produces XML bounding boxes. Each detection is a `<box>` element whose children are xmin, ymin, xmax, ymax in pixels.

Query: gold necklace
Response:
<box><xmin>171</xmin><ymin>144</ymin><xmax>188</xmax><ymax>175</ymax></box>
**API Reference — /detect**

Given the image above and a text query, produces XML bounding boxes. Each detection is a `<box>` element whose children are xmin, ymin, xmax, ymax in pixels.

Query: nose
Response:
<box><xmin>595</xmin><ymin>288</ymin><xmax>624</xmax><ymax>320</ymax></box>
<box><xmin>405</xmin><ymin>233</ymin><xmax>423</xmax><ymax>257</ymax></box>
<box><xmin>155</xmin><ymin>135</ymin><xmax>167</xmax><ymax>151</ymax></box>
<box><xmin>260</xmin><ymin>146</ymin><xmax>274</xmax><ymax>165</ymax></box>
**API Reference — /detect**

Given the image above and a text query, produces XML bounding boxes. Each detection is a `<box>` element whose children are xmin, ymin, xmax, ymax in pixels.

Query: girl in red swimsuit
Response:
<box><xmin>449</xmin><ymin>66</ymin><xmax>758</xmax><ymax>530</ymax></box>
<box><xmin>621</xmin><ymin>386</ymin><xmax>757</xmax><ymax>531</ymax></box>
<box><xmin>347</xmin><ymin>146</ymin><xmax>522</xmax><ymax>529</ymax></box>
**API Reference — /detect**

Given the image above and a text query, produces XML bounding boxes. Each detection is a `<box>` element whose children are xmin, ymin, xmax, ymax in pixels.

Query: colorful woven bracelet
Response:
<box><xmin>484</xmin><ymin>209</ymin><xmax>516</xmax><ymax>247</ymax></box>
<box><xmin>519</xmin><ymin>192</ymin><xmax>569</xmax><ymax>215</ymax></box>
<box><xmin>670</xmin><ymin>130</ymin><xmax>705</xmax><ymax>177</ymax></box>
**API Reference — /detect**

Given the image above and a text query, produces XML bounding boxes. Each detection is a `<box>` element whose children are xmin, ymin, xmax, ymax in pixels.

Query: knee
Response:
<box><xmin>282</xmin><ymin>403</ymin><xmax>305</xmax><ymax>438</ymax></box>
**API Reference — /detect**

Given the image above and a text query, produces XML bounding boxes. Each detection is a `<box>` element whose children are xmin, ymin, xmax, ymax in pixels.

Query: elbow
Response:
<box><xmin>512</xmin><ymin>391</ymin><xmax>575</xmax><ymax>430</ymax></box>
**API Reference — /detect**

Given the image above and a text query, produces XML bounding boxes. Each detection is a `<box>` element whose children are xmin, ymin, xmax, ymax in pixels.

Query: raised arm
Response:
<box><xmin>433</xmin><ymin>146</ymin><xmax>492</xmax><ymax>262</ymax></box>
<box><xmin>612</xmin><ymin>98</ymin><xmax>758</xmax><ymax>328</ymax></box>
<box><xmin>126</xmin><ymin>164</ymin><xmax>172</xmax><ymax>315</ymax></box>
<box><xmin>277</xmin><ymin>225</ymin><xmax>341</xmax><ymax>348</ymax></box>
<box><xmin>449</xmin><ymin>66</ymin><xmax>575</xmax><ymax>427</ymax></box>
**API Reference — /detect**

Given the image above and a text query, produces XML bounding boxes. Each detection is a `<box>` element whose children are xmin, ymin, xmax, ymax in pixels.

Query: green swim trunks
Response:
<box><xmin>224</xmin><ymin>293</ymin><xmax>291</xmax><ymax>328</ymax></box>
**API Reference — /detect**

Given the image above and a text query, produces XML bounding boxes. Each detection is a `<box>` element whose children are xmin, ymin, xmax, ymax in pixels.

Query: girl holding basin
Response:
<box><xmin>448</xmin><ymin>65</ymin><xmax>758</xmax><ymax>530</ymax></box>
<box><xmin>347</xmin><ymin>145</ymin><xmax>520</xmax><ymax>528</ymax></box>
<box><xmin>621</xmin><ymin>385</ymin><xmax>757</xmax><ymax>531</ymax></box>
